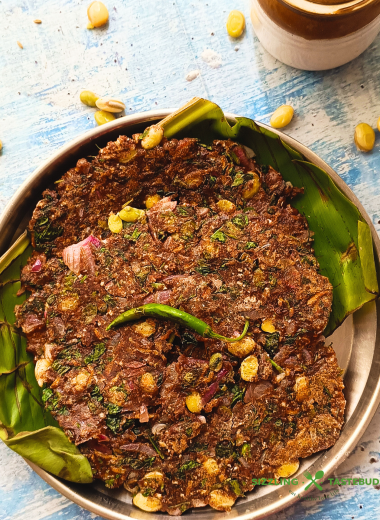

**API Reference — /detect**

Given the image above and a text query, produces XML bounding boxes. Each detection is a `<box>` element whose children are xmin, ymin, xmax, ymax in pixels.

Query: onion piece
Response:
<box><xmin>152</xmin><ymin>423</ymin><xmax>166</xmax><ymax>435</ymax></box>
<box><xmin>147</xmin><ymin>196</ymin><xmax>177</xmax><ymax>214</ymax></box>
<box><xmin>31</xmin><ymin>258</ymin><xmax>42</xmax><ymax>272</ymax></box>
<box><xmin>143</xmin><ymin>290</ymin><xmax>172</xmax><ymax>304</ymax></box>
<box><xmin>139</xmin><ymin>404</ymin><xmax>149</xmax><ymax>423</ymax></box>
<box><xmin>201</xmin><ymin>367</ymin><xmax>229</xmax><ymax>405</ymax></box>
<box><xmin>120</xmin><ymin>443</ymin><xmax>157</xmax><ymax>457</ymax></box>
<box><xmin>238</xmin><ymin>456</ymin><xmax>250</xmax><ymax>468</ymax></box>
<box><xmin>62</xmin><ymin>234</ymin><xmax>101</xmax><ymax>275</ymax></box>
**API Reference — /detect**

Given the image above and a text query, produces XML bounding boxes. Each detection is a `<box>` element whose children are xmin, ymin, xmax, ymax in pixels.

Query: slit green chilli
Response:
<box><xmin>106</xmin><ymin>303</ymin><xmax>249</xmax><ymax>342</ymax></box>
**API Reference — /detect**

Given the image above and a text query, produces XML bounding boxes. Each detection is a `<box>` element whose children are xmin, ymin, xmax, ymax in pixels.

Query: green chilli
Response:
<box><xmin>106</xmin><ymin>303</ymin><xmax>249</xmax><ymax>343</ymax></box>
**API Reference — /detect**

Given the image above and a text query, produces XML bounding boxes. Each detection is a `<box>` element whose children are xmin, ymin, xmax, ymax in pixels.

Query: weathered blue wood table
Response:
<box><xmin>1</xmin><ymin>0</ymin><xmax>380</xmax><ymax>519</ymax></box>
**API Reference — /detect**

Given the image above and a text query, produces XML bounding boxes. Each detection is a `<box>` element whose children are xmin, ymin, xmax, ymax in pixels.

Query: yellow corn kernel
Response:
<box><xmin>242</xmin><ymin>172</ymin><xmax>260</xmax><ymax>200</ymax></box>
<box><xmin>274</xmin><ymin>460</ymin><xmax>299</xmax><ymax>479</ymax></box>
<box><xmin>96</xmin><ymin>97</ymin><xmax>125</xmax><ymax>113</ymax></box>
<box><xmin>34</xmin><ymin>19</ymin><xmax>42</xmax><ymax>24</ymax></box>
<box><xmin>35</xmin><ymin>359</ymin><xmax>52</xmax><ymax>387</ymax></box>
<box><xmin>140</xmin><ymin>372</ymin><xmax>157</xmax><ymax>393</ymax></box>
<box><xmin>94</xmin><ymin>110</ymin><xmax>115</xmax><ymax>126</ymax></box>
<box><xmin>261</xmin><ymin>319</ymin><xmax>276</xmax><ymax>333</ymax></box>
<box><xmin>59</xmin><ymin>295</ymin><xmax>79</xmax><ymax>311</ymax></box>
<box><xmin>80</xmin><ymin>90</ymin><xmax>99</xmax><ymax>107</ymax></box>
<box><xmin>0</xmin><ymin>140</ymin><xmax>2</xmax><ymax>151</ymax></box>
<box><xmin>209</xmin><ymin>352</ymin><xmax>223</xmax><ymax>372</ymax></box>
<box><xmin>203</xmin><ymin>458</ymin><xmax>219</xmax><ymax>475</ymax></box>
<box><xmin>87</xmin><ymin>1</ymin><xmax>109</xmax><ymax>28</ymax></box>
<box><xmin>294</xmin><ymin>376</ymin><xmax>309</xmax><ymax>401</ymax></box>
<box><xmin>240</xmin><ymin>355</ymin><xmax>259</xmax><ymax>382</ymax></box>
<box><xmin>354</xmin><ymin>123</ymin><xmax>375</xmax><ymax>152</ymax></box>
<box><xmin>217</xmin><ymin>199</ymin><xmax>236</xmax><ymax>213</ymax></box>
<box><xmin>133</xmin><ymin>319</ymin><xmax>156</xmax><ymax>337</ymax></box>
<box><xmin>108</xmin><ymin>213</ymin><xmax>123</xmax><ymax>233</ymax></box>
<box><xmin>226</xmin><ymin>10</ymin><xmax>245</xmax><ymax>38</ymax></box>
<box><xmin>228</xmin><ymin>337</ymin><xmax>255</xmax><ymax>358</ymax></box>
<box><xmin>141</xmin><ymin>125</ymin><xmax>164</xmax><ymax>150</ymax></box>
<box><xmin>185</xmin><ymin>392</ymin><xmax>203</xmax><ymax>414</ymax></box>
<box><xmin>145</xmin><ymin>194</ymin><xmax>162</xmax><ymax>209</ymax></box>
<box><xmin>143</xmin><ymin>471</ymin><xmax>164</xmax><ymax>485</ymax></box>
<box><xmin>270</xmin><ymin>105</ymin><xmax>294</xmax><ymax>129</ymax></box>
<box><xmin>118</xmin><ymin>206</ymin><xmax>145</xmax><ymax>222</ymax></box>
<box><xmin>377</xmin><ymin>117</ymin><xmax>380</xmax><ymax>132</ymax></box>
<box><xmin>209</xmin><ymin>490</ymin><xmax>236</xmax><ymax>511</ymax></box>
<box><xmin>133</xmin><ymin>493</ymin><xmax>162</xmax><ymax>512</ymax></box>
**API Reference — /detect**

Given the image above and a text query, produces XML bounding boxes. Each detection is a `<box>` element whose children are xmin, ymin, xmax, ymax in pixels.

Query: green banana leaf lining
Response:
<box><xmin>0</xmin><ymin>98</ymin><xmax>377</xmax><ymax>483</ymax></box>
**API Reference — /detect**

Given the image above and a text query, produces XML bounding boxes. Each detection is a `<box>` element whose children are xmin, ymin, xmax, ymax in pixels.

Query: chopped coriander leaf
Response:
<box><xmin>211</xmin><ymin>229</ymin><xmax>227</xmax><ymax>243</ymax></box>
<box><xmin>84</xmin><ymin>343</ymin><xmax>106</xmax><ymax>364</ymax></box>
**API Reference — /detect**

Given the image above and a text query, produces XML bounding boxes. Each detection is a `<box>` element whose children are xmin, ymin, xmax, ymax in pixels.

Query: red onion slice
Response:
<box><xmin>120</xmin><ymin>443</ymin><xmax>157</xmax><ymax>457</ymax></box>
<box><xmin>143</xmin><ymin>290</ymin><xmax>172</xmax><ymax>304</ymax></box>
<box><xmin>62</xmin><ymin>234</ymin><xmax>101</xmax><ymax>275</ymax></box>
<box><xmin>139</xmin><ymin>404</ymin><xmax>149</xmax><ymax>423</ymax></box>
<box><xmin>31</xmin><ymin>258</ymin><xmax>42</xmax><ymax>272</ymax></box>
<box><xmin>202</xmin><ymin>367</ymin><xmax>229</xmax><ymax>405</ymax></box>
<box><xmin>147</xmin><ymin>196</ymin><xmax>177</xmax><ymax>214</ymax></box>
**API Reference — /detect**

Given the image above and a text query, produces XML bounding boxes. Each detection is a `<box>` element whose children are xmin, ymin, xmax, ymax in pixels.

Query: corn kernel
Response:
<box><xmin>354</xmin><ymin>123</ymin><xmax>375</xmax><ymax>152</ymax></box>
<box><xmin>80</xmin><ymin>90</ymin><xmax>99</xmax><ymax>107</ymax></box>
<box><xmin>270</xmin><ymin>105</ymin><xmax>294</xmax><ymax>129</ymax></box>
<box><xmin>118</xmin><ymin>206</ymin><xmax>145</xmax><ymax>222</ymax></box>
<box><xmin>133</xmin><ymin>319</ymin><xmax>156</xmax><ymax>337</ymax></box>
<box><xmin>209</xmin><ymin>490</ymin><xmax>236</xmax><ymax>511</ymax></box>
<box><xmin>141</xmin><ymin>125</ymin><xmax>164</xmax><ymax>150</ymax></box>
<box><xmin>108</xmin><ymin>213</ymin><xmax>123</xmax><ymax>233</ymax></box>
<box><xmin>144</xmin><ymin>471</ymin><xmax>164</xmax><ymax>484</ymax></box>
<box><xmin>242</xmin><ymin>172</ymin><xmax>260</xmax><ymax>200</ymax></box>
<box><xmin>228</xmin><ymin>337</ymin><xmax>255</xmax><ymax>358</ymax></box>
<box><xmin>94</xmin><ymin>110</ymin><xmax>115</xmax><ymax>126</ymax></box>
<box><xmin>87</xmin><ymin>1</ymin><xmax>109</xmax><ymax>28</ymax></box>
<box><xmin>274</xmin><ymin>460</ymin><xmax>299</xmax><ymax>479</ymax></box>
<box><xmin>209</xmin><ymin>352</ymin><xmax>223</xmax><ymax>372</ymax></box>
<box><xmin>240</xmin><ymin>355</ymin><xmax>259</xmax><ymax>382</ymax></box>
<box><xmin>217</xmin><ymin>199</ymin><xmax>236</xmax><ymax>213</ymax></box>
<box><xmin>186</xmin><ymin>392</ymin><xmax>203</xmax><ymax>414</ymax></box>
<box><xmin>145</xmin><ymin>194</ymin><xmax>162</xmax><ymax>209</ymax></box>
<box><xmin>226</xmin><ymin>10</ymin><xmax>245</xmax><ymax>38</ymax></box>
<box><xmin>0</xmin><ymin>140</ymin><xmax>2</xmax><ymax>151</ymax></box>
<box><xmin>203</xmin><ymin>458</ymin><xmax>219</xmax><ymax>475</ymax></box>
<box><xmin>96</xmin><ymin>97</ymin><xmax>125</xmax><ymax>113</ymax></box>
<box><xmin>140</xmin><ymin>372</ymin><xmax>157</xmax><ymax>393</ymax></box>
<box><xmin>133</xmin><ymin>493</ymin><xmax>162</xmax><ymax>512</ymax></box>
<box><xmin>261</xmin><ymin>319</ymin><xmax>276</xmax><ymax>333</ymax></box>
<box><xmin>35</xmin><ymin>359</ymin><xmax>52</xmax><ymax>387</ymax></box>
<box><xmin>377</xmin><ymin>117</ymin><xmax>380</xmax><ymax>132</ymax></box>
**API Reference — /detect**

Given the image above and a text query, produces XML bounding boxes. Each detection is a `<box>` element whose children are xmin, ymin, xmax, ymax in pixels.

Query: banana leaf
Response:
<box><xmin>0</xmin><ymin>98</ymin><xmax>377</xmax><ymax>484</ymax></box>
<box><xmin>162</xmin><ymin>97</ymin><xmax>378</xmax><ymax>335</ymax></box>
<box><xmin>0</xmin><ymin>232</ymin><xmax>93</xmax><ymax>483</ymax></box>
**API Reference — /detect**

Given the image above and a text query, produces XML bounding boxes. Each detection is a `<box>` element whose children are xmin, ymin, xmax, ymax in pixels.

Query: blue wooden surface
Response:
<box><xmin>1</xmin><ymin>1</ymin><xmax>380</xmax><ymax>519</ymax></box>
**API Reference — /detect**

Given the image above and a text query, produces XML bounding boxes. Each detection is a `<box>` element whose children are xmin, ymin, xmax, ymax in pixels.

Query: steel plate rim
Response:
<box><xmin>1</xmin><ymin>109</ymin><xmax>379</xmax><ymax>520</ymax></box>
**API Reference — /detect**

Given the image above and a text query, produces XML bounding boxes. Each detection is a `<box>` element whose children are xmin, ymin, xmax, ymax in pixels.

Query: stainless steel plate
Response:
<box><xmin>1</xmin><ymin>110</ymin><xmax>379</xmax><ymax>520</ymax></box>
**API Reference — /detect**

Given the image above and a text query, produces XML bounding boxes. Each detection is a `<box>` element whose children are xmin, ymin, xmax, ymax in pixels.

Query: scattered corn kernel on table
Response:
<box><xmin>1</xmin><ymin>0</ymin><xmax>380</xmax><ymax>519</ymax></box>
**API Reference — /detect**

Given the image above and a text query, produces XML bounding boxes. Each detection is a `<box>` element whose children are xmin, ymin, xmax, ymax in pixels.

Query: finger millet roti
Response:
<box><xmin>15</xmin><ymin>133</ymin><xmax>345</xmax><ymax>514</ymax></box>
